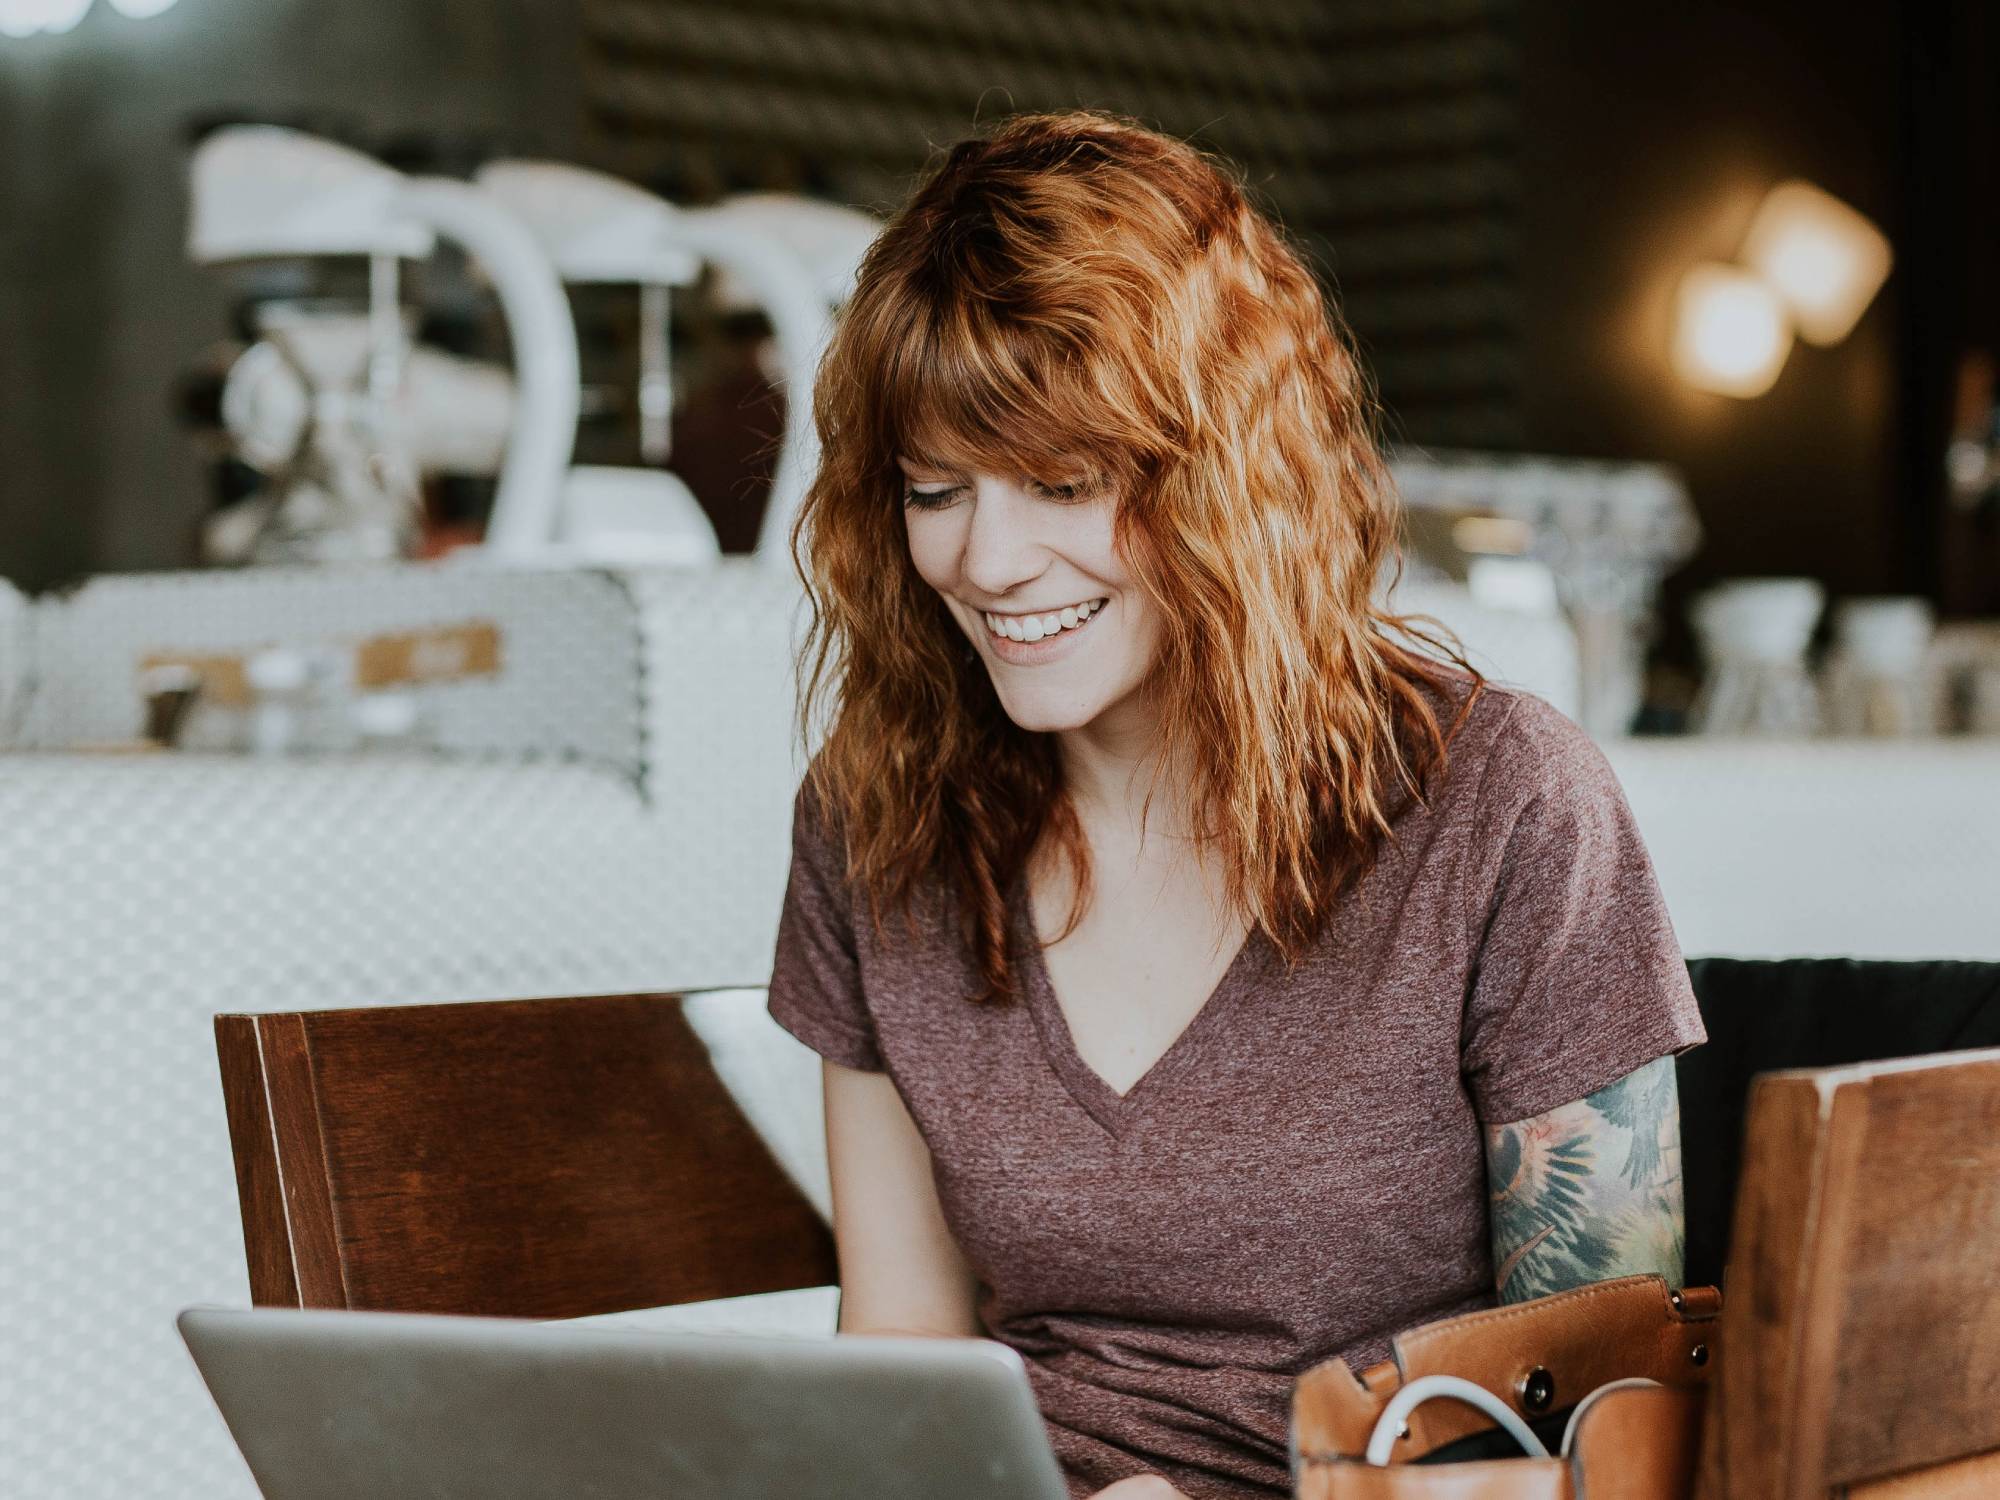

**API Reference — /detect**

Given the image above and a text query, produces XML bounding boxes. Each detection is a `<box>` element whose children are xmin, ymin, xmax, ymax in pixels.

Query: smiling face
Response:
<box><xmin>899</xmin><ymin>458</ymin><xmax>1163</xmax><ymax>740</ymax></box>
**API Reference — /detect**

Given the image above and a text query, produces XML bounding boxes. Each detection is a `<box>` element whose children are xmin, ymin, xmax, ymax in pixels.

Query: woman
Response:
<box><xmin>767</xmin><ymin>110</ymin><xmax>1705</xmax><ymax>1500</ymax></box>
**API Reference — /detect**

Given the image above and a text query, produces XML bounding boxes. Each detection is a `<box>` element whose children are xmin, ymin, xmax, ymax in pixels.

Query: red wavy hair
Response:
<box><xmin>792</xmin><ymin>109</ymin><xmax>1484</xmax><ymax>1006</ymax></box>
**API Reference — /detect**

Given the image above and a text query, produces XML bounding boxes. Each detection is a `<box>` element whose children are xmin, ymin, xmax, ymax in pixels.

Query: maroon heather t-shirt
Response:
<box><xmin>766</xmin><ymin>680</ymin><xmax>1706</xmax><ymax>1500</ymax></box>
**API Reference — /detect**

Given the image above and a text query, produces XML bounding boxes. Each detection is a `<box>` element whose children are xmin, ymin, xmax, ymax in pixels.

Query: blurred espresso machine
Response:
<box><xmin>1391</xmin><ymin>449</ymin><xmax>1702</xmax><ymax>737</ymax></box>
<box><xmin>180</xmin><ymin>125</ymin><xmax>879</xmax><ymax>571</ymax></box>
<box><xmin>182</xmin><ymin>127</ymin><xmax>581</xmax><ymax>566</ymax></box>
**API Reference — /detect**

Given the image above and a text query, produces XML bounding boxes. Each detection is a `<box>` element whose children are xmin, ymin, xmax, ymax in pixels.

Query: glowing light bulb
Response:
<box><xmin>1672</xmin><ymin>262</ymin><xmax>1794</xmax><ymax>398</ymax></box>
<box><xmin>0</xmin><ymin>0</ymin><xmax>183</xmax><ymax>32</ymax></box>
<box><xmin>0</xmin><ymin>0</ymin><xmax>55</xmax><ymax>36</ymax></box>
<box><xmin>1740</xmin><ymin>179</ymin><xmax>1892</xmax><ymax>346</ymax></box>
<box><xmin>39</xmin><ymin>0</ymin><xmax>93</xmax><ymax>32</ymax></box>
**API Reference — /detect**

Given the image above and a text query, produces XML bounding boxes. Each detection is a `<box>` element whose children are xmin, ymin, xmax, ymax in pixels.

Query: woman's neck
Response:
<box><xmin>1054</xmin><ymin>690</ymin><xmax>1193</xmax><ymax>853</ymax></box>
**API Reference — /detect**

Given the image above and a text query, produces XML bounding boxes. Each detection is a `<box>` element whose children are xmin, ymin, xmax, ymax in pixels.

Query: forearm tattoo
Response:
<box><xmin>1482</xmin><ymin>1056</ymin><xmax>1686</xmax><ymax>1303</ymax></box>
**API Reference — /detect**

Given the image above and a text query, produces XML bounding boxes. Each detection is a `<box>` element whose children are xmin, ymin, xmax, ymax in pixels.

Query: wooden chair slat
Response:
<box><xmin>214</xmin><ymin>1013</ymin><xmax>300</xmax><ymax>1307</ymax></box>
<box><xmin>1700</xmin><ymin>1047</ymin><xmax>2000</xmax><ymax>1499</ymax></box>
<box><xmin>214</xmin><ymin>992</ymin><xmax>836</xmax><ymax>1322</ymax></box>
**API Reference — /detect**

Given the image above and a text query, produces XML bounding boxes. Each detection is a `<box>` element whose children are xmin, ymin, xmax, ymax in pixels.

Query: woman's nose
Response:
<box><xmin>958</xmin><ymin>480</ymin><xmax>1047</xmax><ymax>598</ymax></box>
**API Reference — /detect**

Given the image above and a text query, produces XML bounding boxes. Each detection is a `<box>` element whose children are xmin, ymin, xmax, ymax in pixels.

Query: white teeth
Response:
<box><xmin>983</xmin><ymin>598</ymin><xmax>1106</xmax><ymax>643</ymax></box>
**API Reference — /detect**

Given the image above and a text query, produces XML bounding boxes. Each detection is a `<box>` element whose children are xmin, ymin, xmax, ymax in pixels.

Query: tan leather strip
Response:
<box><xmin>1293</xmin><ymin>1277</ymin><xmax>1719</xmax><ymax>1460</ymax></box>
<box><xmin>1297</xmin><ymin>1456</ymin><xmax>1571</xmax><ymax>1500</ymax></box>
<box><xmin>1293</xmin><ymin>1359</ymin><xmax>1406</xmax><ymax>1464</ymax></box>
<box><xmin>1672</xmin><ymin>1286</ymin><xmax>1721</xmax><ymax>1320</ymax></box>
<box><xmin>1568</xmin><ymin>1385</ymin><xmax>1702</xmax><ymax>1500</ymax></box>
<box><xmin>1847</xmin><ymin>1449</ymin><xmax>2000</xmax><ymax>1499</ymax></box>
<box><xmin>1393</xmin><ymin>1277</ymin><xmax>1716</xmax><ymax>1455</ymax></box>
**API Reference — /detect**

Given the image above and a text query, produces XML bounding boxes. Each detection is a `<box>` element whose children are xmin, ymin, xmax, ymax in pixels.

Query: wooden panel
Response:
<box><xmin>213</xmin><ymin>1014</ymin><xmax>299</xmax><ymax>1306</ymax></box>
<box><xmin>1849</xmin><ymin>1450</ymin><xmax>2000</xmax><ymax>1499</ymax></box>
<box><xmin>1699</xmin><ymin>1049</ymin><xmax>2000</xmax><ymax>1500</ymax></box>
<box><xmin>1781</xmin><ymin>1071</ymin><xmax>1871</xmax><ymax>1499</ymax></box>
<box><xmin>1701</xmin><ymin>1073</ymin><xmax>1819</xmax><ymax>1500</ymax></box>
<box><xmin>255</xmin><ymin>1013</ymin><xmax>348</xmax><ymax>1307</ymax></box>
<box><xmin>1824</xmin><ymin>1058</ymin><xmax>2000</xmax><ymax>1484</ymax></box>
<box><xmin>215</xmin><ymin>993</ymin><xmax>835</xmax><ymax>1321</ymax></box>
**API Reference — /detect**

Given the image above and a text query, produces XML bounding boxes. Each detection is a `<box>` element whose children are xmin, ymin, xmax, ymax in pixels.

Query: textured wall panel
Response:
<box><xmin>0</xmin><ymin>563</ymin><xmax>806</xmax><ymax>1500</ymax></box>
<box><xmin>581</xmin><ymin>0</ymin><xmax>1524</xmax><ymax>447</ymax></box>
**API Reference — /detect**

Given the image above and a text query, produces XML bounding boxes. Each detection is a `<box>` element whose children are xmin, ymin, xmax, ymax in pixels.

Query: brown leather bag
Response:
<box><xmin>1290</xmin><ymin>1275</ymin><xmax>1720</xmax><ymax>1500</ymax></box>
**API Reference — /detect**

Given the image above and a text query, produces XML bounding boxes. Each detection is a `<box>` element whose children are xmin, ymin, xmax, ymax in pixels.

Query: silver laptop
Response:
<box><xmin>178</xmin><ymin>1306</ymin><xmax>1070</xmax><ymax>1500</ymax></box>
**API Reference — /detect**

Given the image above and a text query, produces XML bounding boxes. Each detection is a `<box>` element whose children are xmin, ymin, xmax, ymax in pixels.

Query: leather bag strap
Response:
<box><xmin>1297</xmin><ymin>1390</ymin><xmax>1704</xmax><ymax>1500</ymax></box>
<box><xmin>1293</xmin><ymin>1276</ymin><xmax>1721</xmax><ymax>1463</ymax></box>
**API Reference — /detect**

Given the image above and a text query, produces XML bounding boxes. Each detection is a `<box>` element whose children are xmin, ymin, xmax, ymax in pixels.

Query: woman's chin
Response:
<box><xmin>989</xmin><ymin>688</ymin><xmax>1106</xmax><ymax>736</ymax></box>
<box><xmin>998</xmin><ymin>708</ymin><xmax>1096</xmax><ymax>736</ymax></box>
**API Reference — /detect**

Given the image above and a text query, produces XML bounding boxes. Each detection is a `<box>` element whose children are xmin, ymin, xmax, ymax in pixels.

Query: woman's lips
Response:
<box><xmin>981</xmin><ymin>600</ymin><xmax>1107</xmax><ymax>665</ymax></box>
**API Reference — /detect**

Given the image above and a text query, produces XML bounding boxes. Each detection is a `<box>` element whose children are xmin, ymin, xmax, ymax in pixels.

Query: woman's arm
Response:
<box><xmin>1482</xmin><ymin>1055</ymin><xmax>1686</xmax><ymax>1303</ymax></box>
<box><xmin>823</xmin><ymin>1058</ymin><xmax>982</xmax><ymax>1337</ymax></box>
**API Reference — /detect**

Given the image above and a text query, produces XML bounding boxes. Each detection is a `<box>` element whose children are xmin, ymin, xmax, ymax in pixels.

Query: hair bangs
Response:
<box><xmin>875</xmin><ymin>294</ymin><xmax>1138</xmax><ymax>490</ymax></box>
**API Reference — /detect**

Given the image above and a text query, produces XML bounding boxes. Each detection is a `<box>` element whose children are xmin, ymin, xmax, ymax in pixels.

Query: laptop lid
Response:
<box><xmin>177</xmin><ymin>1305</ymin><xmax>1070</xmax><ymax>1500</ymax></box>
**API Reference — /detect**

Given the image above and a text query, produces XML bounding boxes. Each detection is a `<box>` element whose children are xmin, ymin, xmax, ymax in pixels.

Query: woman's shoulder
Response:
<box><xmin>787</xmin><ymin>756</ymin><xmax>854</xmax><ymax>880</ymax></box>
<box><xmin>786</xmin><ymin>757</ymin><xmax>947</xmax><ymax>908</ymax></box>
<box><xmin>1428</xmin><ymin>677</ymin><xmax>1618</xmax><ymax>827</ymax></box>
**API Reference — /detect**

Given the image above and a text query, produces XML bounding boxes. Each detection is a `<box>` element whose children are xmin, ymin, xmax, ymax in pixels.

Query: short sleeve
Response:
<box><xmin>766</xmin><ymin>779</ymin><xmax>887</xmax><ymax>1072</ymax></box>
<box><xmin>1459</xmin><ymin>695</ymin><xmax>1707</xmax><ymax>1125</ymax></box>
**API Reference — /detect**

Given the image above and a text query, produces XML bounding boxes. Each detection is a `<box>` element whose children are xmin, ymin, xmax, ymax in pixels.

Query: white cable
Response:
<box><xmin>1364</xmin><ymin>1374</ymin><xmax>1552</xmax><ymax>1466</ymax></box>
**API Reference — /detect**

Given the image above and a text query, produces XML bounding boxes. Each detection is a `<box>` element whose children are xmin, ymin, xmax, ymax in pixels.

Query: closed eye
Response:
<box><xmin>1030</xmin><ymin>478</ymin><xmax>1097</xmax><ymax>502</ymax></box>
<box><xmin>901</xmin><ymin>485</ymin><xmax>966</xmax><ymax>510</ymax></box>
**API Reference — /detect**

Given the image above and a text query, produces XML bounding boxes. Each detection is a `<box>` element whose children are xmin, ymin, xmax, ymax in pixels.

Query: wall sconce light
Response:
<box><xmin>1672</xmin><ymin>262</ymin><xmax>1794</xmax><ymax>399</ymax></box>
<box><xmin>1672</xmin><ymin>178</ymin><xmax>1890</xmax><ymax>397</ymax></box>
<box><xmin>0</xmin><ymin>0</ymin><xmax>174</xmax><ymax>37</ymax></box>
<box><xmin>1740</xmin><ymin>179</ymin><xmax>1894</xmax><ymax>346</ymax></box>
<box><xmin>0</xmin><ymin>0</ymin><xmax>89</xmax><ymax>34</ymax></box>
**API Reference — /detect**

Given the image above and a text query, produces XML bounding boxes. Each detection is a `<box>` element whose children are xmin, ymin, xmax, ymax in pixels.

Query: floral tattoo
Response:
<box><xmin>1483</xmin><ymin>1056</ymin><xmax>1685</xmax><ymax>1302</ymax></box>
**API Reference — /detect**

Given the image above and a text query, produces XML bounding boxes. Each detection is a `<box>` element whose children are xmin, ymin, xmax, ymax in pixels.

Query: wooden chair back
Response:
<box><xmin>1698</xmin><ymin>1046</ymin><xmax>2000</xmax><ymax>1499</ymax></box>
<box><xmin>214</xmin><ymin>992</ymin><xmax>836</xmax><ymax>1320</ymax></box>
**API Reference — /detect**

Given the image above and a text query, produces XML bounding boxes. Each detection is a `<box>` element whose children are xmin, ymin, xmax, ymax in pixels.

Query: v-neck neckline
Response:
<box><xmin>1008</xmin><ymin>870</ymin><xmax>1266</xmax><ymax>1137</ymax></box>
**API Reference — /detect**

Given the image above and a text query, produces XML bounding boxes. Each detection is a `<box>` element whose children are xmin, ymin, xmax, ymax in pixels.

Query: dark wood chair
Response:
<box><xmin>1697</xmin><ymin>1046</ymin><xmax>2000</xmax><ymax>1499</ymax></box>
<box><xmin>214</xmin><ymin>992</ymin><xmax>836</xmax><ymax>1320</ymax></box>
